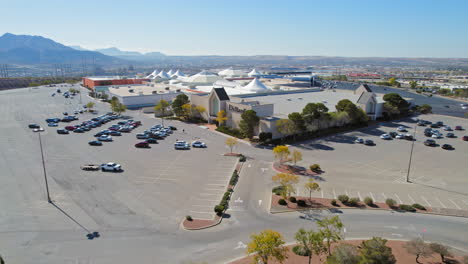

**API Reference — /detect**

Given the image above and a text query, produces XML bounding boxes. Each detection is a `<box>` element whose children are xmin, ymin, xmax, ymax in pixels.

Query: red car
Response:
<box><xmin>455</xmin><ymin>126</ymin><xmax>463</xmax><ymax>131</ymax></box>
<box><xmin>131</xmin><ymin>121</ymin><xmax>141</xmax><ymax>127</ymax></box>
<box><xmin>135</xmin><ymin>142</ymin><xmax>150</xmax><ymax>148</ymax></box>
<box><xmin>463</xmin><ymin>135</ymin><xmax>468</xmax><ymax>141</ymax></box>
<box><xmin>65</xmin><ymin>126</ymin><xmax>76</xmax><ymax>131</ymax></box>
<box><xmin>109</xmin><ymin>127</ymin><xmax>120</xmax><ymax>131</ymax></box>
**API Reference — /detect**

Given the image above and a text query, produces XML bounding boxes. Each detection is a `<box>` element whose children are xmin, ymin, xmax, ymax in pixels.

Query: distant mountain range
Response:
<box><xmin>1</xmin><ymin>33</ymin><xmax>467</xmax><ymax>67</ymax></box>
<box><xmin>0</xmin><ymin>33</ymin><xmax>123</xmax><ymax>65</ymax></box>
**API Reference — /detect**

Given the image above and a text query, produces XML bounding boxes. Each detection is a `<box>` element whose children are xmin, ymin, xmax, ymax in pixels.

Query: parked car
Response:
<box><xmin>463</xmin><ymin>135</ymin><xmax>468</xmax><ymax>141</ymax></box>
<box><xmin>98</xmin><ymin>135</ymin><xmax>113</xmax><ymax>141</ymax></box>
<box><xmin>101</xmin><ymin>162</ymin><xmax>122</xmax><ymax>172</ymax></box>
<box><xmin>404</xmin><ymin>134</ymin><xmax>414</xmax><ymax>140</ymax></box>
<box><xmin>65</xmin><ymin>126</ymin><xmax>76</xmax><ymax>131</ymax></box>
<box><xmin>430</xmin><ymin>124</ymin><xmax>439</xmax><ymax>128</ymax></box>
<box><xmin>396</xmin><ymin>134</ymin><xmax>405</xmax><ymax>139</ymax></box>
<box><xmin>80</xmin><ymin>164</ymin><xmax>100</xmax><ymax>171</ymax></box>
<box><xmin>168</xmin><ymin>126</ymin><xmax>177</xmax><ymax>130</ymax></box>
<box><xmin>33</xmin><ymin>127</ymin><xmax>44</xmax><ymax>132</ymax></box>
<box><xmin>174</xmin><ymin>141</ymin><xmax>190</xmax><ymax>150</ymax></box>
<box><xmin>417</xmin><ymin>121</ymin><xmax>426</xmax><ymax>126</ymax></box>
<box><xmin>88</xmin><ymin>140</ymin><xmax>103</xmax><ymax>146</ymax></box>
<box><xmin>145</xmin><ymin>138</ymin><xmax>158</xmax><ymax>144</ymax></box>
<box><xmin>455</xmin><ymin>126</ymin><xmax>463</xmax><ymax>131</ymax></box>
<box><xmin>136</xmin><ymin>133</ymin><xmax>149</xmax><ymax>139</ymax></box>
<box><xmin>443</xmin><ymin>126</ymin><xmax>452</xmax><ymax>131</ymax></box>
<box><xmin>364</xmin><ymin>139</ymin><xmax>374</xmax><ymax>146</ymax></box>
<box><xmin>354</xmin><ymin>138</ymin><xmax>364</xmax><ymax>144</ymax></box>
<box><xmin>82</xmin><ymin>126</ymin><xmax>91</xmax><ymax>131</ymax></box>
<box><xmin>63</xmin><ymin>112</ymin><xmax>68</xmax><ymax>116</ymax></box>
<box><xmin>397</xmin><ymin>126</ymin><xmax>407</xmax><ymax>132</ymax></box>
<box><xmin>192</xmin><ymin>140</ymin><xmax>207</xmax><ymax>148</ymax></box>
<box><xmin>57</xmin><ymin>129</ymin><xmax>69</xmax><ymax>134</ymax></box>
<box><xmin>73</xmin><ymin>128</ymin><xmax>85</xmax><ymax>133</ymax></box>
<box><xmin>441</xmin><ymin>144</ymin><xmax>453</xmax><ymax>150</ymax></box>
<box><xmin>389</xmin><ymin>132</ymin><xmax>398</xmax><ymax>138</ymax></box>
<box><xmin>424</xmin><ymin>139</ymin><xmax>436</xmax><ymax>146</ymax></box>
<box><xmin>109</xmin><ymin>131</ymin><xmax>121</xmax><ymax>136</ymax></box>
<box><xmin>48</xmin><ymin>122</ymin><xmax>58</xmax><ymax>127</ymax></box>
<box><xmin>119</xmin><ymin>127</ymin><xmax>132</xmax><ymax>132</ymax></box>
<box><xmin>135</xmin><ymin>142</ymin><xmax>150</xmax><ymax>148</ymax></box>
<box><xmin>446</xmin><ymin>133</ymin><xmax>455</xmax><ymax>138</ymax></box>
<box><xmin>28</xmin><ymin>123</ymin><xmax>40</xmax><ymax>129</ymax></box>
<box><xmin>46</xmin><ymin>118</ymin><xmax>60</xmax><ymax>123</ymax></box>
<box><xmin>436</xmin><ymin>121</ymin><xmax>444</xmax><ymax>126</ymax></box>
<box><xmin>432</xmin><ymin>133</ymin><xmax>442</xmax><ymax>139</ymax></box>
<box><xmin>380</xmin><ymin>134</ymin><xmax>391</xmax><ymax>140</ymax></box>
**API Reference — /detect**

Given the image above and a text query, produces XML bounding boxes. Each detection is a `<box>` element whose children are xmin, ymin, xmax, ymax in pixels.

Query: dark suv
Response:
<box><xmin>424</xmin><ymin>139</ymin><xmax>436</xmax><ymax>146</ymax></box>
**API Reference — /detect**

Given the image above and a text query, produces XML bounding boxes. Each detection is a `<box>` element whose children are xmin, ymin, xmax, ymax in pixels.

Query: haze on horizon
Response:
<box><xmin>1</xmin><ymin>0</ymin><xmax>467</xmax><ymax>58</ymax></box>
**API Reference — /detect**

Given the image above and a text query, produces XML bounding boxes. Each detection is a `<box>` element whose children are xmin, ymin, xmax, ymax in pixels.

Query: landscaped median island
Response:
<box><xmin>270</xmin><ymin>193</ymin><xmax>432</xmax><ymax>214</ymax></box>
<box><xmin>182</xmin><ymin>154</ymin><xmax>246</xmax><ymax>230</ymax></box>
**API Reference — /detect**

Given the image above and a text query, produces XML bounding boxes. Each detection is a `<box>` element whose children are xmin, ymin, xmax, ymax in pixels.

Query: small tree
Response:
<box><xmin>385</xmin><ymin>198</ymin><xmax>396</xmax><ymax>208</ymax></box>
<box><xmin>215</xmin><ymin>110</ymin><xmax>228</xmax><ymax>126</ymax></box>
<box><xmin>273</xmin><ymin>145</ymin><xmax>290</xmax><ymax>164</ymax></box>
<box><xmin>276</xmin><ymin>119</ymin><xmax>296</xmax><ymax>142</ymax></box>
<box><xmin>272</xmin><ymin>173</ymin><xmax>299</xmax><ymax>199</ymax></box>
<box><xmin>405</xmin><ymin>238</ymin><xmax>432</xmax><ymax>264</ymax></box>
<box><xmin>172</xmin><ymin>94</ymin><xmax>189</xmax><ymax>116</ymax></box>
<box><xmin>304</xmin><ymin>179</ymin><xmax>320</xmax><ymax>202</ymax></box>
<box><xmin>154</xmin><ymin>99</ymin><xmax>170</xmax><ymax>117</ymax></box>
<box><xmin>86</xmin><ymin>101</ymin><xmax>95</xmax><ymax>112</ymax></box>
<box><xmin>409</xmin><ymin>80</ymin><xmax>418</xmax><ymax>89</ymax></box>
<box><xmin>326</xmin><ymin>243</ymin><xmax>360</xmax><ymax>264</ymax></box>
<box><xmin>429</xmin><ymin>242</ymin><xmax>453</xmax><ymax>263</ymax></box>
<box><xmin>194</xmin><ymin>105</ymin><xmax>206</xmax><ymax>119</ymax></box>
<box><xmin>295</xmin><ymin>228</ymin><xmax>326</xmax><ymax>264</ymax></box>
<box><xmin>239</xmin><ymin>110</ymin><xmax>259</xmax><ymax>139</ymax></box>
<box><xmin>247</xmin><ymin>229</ymin><xmax>288</xmax><ymax>264</ymax></box>
<box><xmin>291</xmin><ymin>150</ymin><xmax>302</xmax><ymax>165</ymax></box>
<box><xmin>317</xmin><ymin>216</ymin><xmax>344</xmax><ymax>256</ymax></box>
<box><xmin>259</xmin><ymin>132</ymin><xmax>273</xmax><ymax>143</ymax></box>
<box><xmin>225</xmin><ymin>137</ymin><xmax>238</xmax><ymax>154</ymax></box>
<box><xmin>310</xmin><ymin>164</ymin><xmax>321</xmax><ymax>173</ymax></box>
<box><xmin>418</xmin><ymin>104</ymin><xmax>432</xmax><ymax>114</ymax></box>
<box><xmin>359</xmin><ymin>237</ymin><xmax>396</xmax><ymax>264</ymax></box>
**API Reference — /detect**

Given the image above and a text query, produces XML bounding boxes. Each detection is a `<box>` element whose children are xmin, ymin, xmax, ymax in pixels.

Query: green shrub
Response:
<box><xmin>272</xmin><ymin>186</ymin><xmax>286</xmax><ymax>196</ymax></box>
<box><xmin>186</xmin><ymin>215</ymin><xmax>193</xmax><ymax>221</ymax></box>
<box><xmin>310</xmin><ymin>164</ymin><xmax>321</xmax><ymax>173</ymax></box>
<box><xmin>348</xmin><ymin>197</ymin><xmax>360</xmax><ymax>207</ymax></box>
<box><xmin>399</xmin><ymin>204</ymin><xmax>416</xmax><ymax>212</ymax></box>
<box><xmin>364</xmin><ymin>197</ymin><xmax>374</xmax><ymax>206</ymax></box>
<box><xmin>214</xmin><ymin>205</ymin><xmax>225</xmax><ymax>215</ymax></box>
<box><xmin>385</xmin><ymin>198</ymin><xmax>397</xmax><ymax>208</ymax></box>
<box><xmin>289</xmin><ymin>197</ymin><xmax>297</xmax><ymax>203</ymax></box>
<box><xmin>229</xmin><ymin>171</ymin><xmax>239</xmax><ymax>186</ymax></box>
<box><xmin>216</xmin><ymin>126</ymin><xmax>243</xmax><ymax>138</ymax></box>
<box><xmin>331</xmin><ymin>199</ymin><xmax>338</xmax><ymax>206</ymax></box>
<box><xmin>239</xmin><ymin>154</ymin><xmax>246</xmax><ymax>162</ymax></box>
<box><xmin>297</xmin><ymin>199</ymin><xmax>307</xmax><ymax>207</ymax></box>
<box><xmin>278</xmin><ymin>199</ymin><xmax>287</xmax><ymax>205</ymax></box>
<box><xmin>292</xmin><ymin>245</ymin><xmax>310</xmax><ymax>256</ymax></box>
<box><xmin>412</xmin><ymin>203</ymin><xmax>426</xmax><ymax>211</ymax></box>
<box><xmin>338</xmin><ymin>195</ymin><xmax>349</xmax><ymax>204</ymax></box>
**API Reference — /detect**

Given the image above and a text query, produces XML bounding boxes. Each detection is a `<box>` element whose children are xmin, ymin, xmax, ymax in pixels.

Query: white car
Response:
<box><xmin>192</xmin><ymin>140</ymin><xmax>207</xmax><ymax>148</ymax></box>
<box><xmin>354</xmin><ymin>138</ymin><xmax>364</xmax><ymax>144</ymax></box>
<box><xmin>174</xmin><ymin>141</ymin><xmax>190</xmax><ymax>150</ymax></box>
<box><xmin>442</xmin><ymin>126</ymin><xmax>452</xmax><ymax>131</ymax></box>
<box><xmin>98</xmin><ymin>135</ymin><xmax>113</xmax><ymax>141</ymax></box>
<box><xmin>432</xmin><ymin>133</ymin><xmax>442</xmax><ymax>138</ymax></box>
<box><xmin>395</xmin><ymin>134</ymin><xmax>405</xmax><ymax>139</ymax></box>
<box><xmin>33</xmin><ymin>127</ymin><xmax>45</xmax><ymax>132</ymax></box>
<box><xmin>101</xmin><ymin>162</ymin><xmax>122</xmax><ymax>171</ymax></box>
<box><xmin>380</xmin><ymin>134</ymin><xmax>391</xmax><ymax>140</ymax></box>
<box><xmin>397</xmin><ymin>126</ymin><xmax>407</xmax><ymax>132</ymax></box>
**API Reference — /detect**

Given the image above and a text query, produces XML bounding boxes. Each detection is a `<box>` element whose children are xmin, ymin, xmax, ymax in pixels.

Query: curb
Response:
<box><xmin>181</xmin><ymin>216</ymin><xmax>223</xmax><ymax>231</ymax></box>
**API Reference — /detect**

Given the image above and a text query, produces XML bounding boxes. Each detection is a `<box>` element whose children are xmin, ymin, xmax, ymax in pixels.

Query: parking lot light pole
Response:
<box><xmin>38</xmin><ymin>132</ymin><xmax>52</xmax><ymax>203</ymax></box>
<box><xmin>406</xmin><ymin>123</ymin><xmax>417</xmax><ymax>183</ymax></box>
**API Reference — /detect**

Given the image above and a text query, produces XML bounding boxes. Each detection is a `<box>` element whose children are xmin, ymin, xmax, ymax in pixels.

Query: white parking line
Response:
<box><xmin>321</xmin><ymin>189</ymin><xmax>324</xmax><ymax>198</ymax></box>
<box><xmin>448</xmin><ymin>199</ymin><xmax>461</xmax><ymax>210</ymax></box>
<box><xmin>192</xmin><ymin>205</ymin><xmax>213</xmax><ymax>208</ymax></box>
<box><xmin>333</xmin><ymin>189</ymin><xmax>337</xmax><ymax>199</ymax></box>
<box><xmin>382</xmin><ymin>192</ymin><xmax>387</xmax><ymax>200</ymax></box>
<box><xmin>345</xmin><ymin>190</ymin><xmax>349</xmax><ymax>196</ymax></box>
<box><xmin>195</xmin><ymin>198</ymin><xmax>218</xmax><ymax>202</ymax></box>
<box><xmin>436</xmin><ymin>197</ymin><xmax>447</xmax><ymax>208</ymax></box>
<box><xmin>394</xmin><ymin>194</ymin><xmax>403</xmax><ymax>204</ymax></box>
<box><xmin>370</xmin><ymin>192</ymin><xmax>375</xmax><ymax>201</ymax></box>
<box><xmin>407</xmin><ymin>194</ymin><xmax>416</xmax><ymax>204</ymax></box>
<box><xmin>421</xmin><ymin>196</ymin><xmax>431</xmax><ymax>207</ymax></box>
<box><xmin>357</xmin><ymin>191</ymin><xmax>362</xmax><ymax>201</ymax></box>
<box><xmin>189</xmin><ymin>210</ymin><xmax>213</xmax><ymax>214</ymax></box>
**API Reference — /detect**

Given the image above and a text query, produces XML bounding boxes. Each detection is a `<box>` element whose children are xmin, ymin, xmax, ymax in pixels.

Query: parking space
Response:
<box><xmin>0</xmin><ymin>85</ymin><xmax>238</xmax><ymax>232</ymax></box>
<box><xmin>292</xmin><ymin>114</ymin><xmax>468</xmax><ymax>210</ymax></box>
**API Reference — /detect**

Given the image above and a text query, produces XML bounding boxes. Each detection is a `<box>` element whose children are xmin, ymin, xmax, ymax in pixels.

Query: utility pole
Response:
<box><xmin>38</xmin><ymin>132</ymin><xmax>52</xmax><ymax>203</ymax></box>
<box><xmin>406</xmin><ymin>123</ymin><xmax>417</xmax><ymax>183</ymax></box>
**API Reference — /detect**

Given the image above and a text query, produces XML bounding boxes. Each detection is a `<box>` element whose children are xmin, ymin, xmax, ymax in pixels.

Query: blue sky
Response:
<box><xmin>1</xmin><ymin>0</ymin><xmax>467</xmax><ymax>57</ymax></box>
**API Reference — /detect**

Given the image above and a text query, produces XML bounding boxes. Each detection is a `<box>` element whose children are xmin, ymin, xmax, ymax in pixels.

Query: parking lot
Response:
<box><xmin>292</xmin><ymin>115</ymin><xmax>468</xmax><ymax>210</ymax></box>
<box><xmin>0</xmin><ymin>85</ymin><xmax>238</xmax><ymax>234</ymax></box>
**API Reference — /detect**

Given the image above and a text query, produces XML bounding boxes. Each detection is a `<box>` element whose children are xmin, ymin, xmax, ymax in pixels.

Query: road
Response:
<box><xmin>0</xmin><ymin>85</ymin><xmax>467</xmax><ymax>264</ymax></box>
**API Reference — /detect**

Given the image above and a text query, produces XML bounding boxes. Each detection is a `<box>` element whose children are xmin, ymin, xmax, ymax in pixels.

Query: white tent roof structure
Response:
<box><xmin>155</xmin><ymin>70</ymin><xmax>171</xmax><ymax>79</ymax></box>
<box><xmin>248</xmin><ymin>68</ymin><xmax>262</xmax><ymax>77</ymax></box>
<box><xmin>145</xmin><ymin>69</ymin><xmax>158</xmax><ymax>79</ymax></box>
<box><xmin>186</xmin><ymin>70</ymin><xmax>223</xmax><ymax>84</ymax></box>
<box><xmin>172</xmin><ymin>69</ymin><xmax>186</xmax><ymax>77</ymax></box>
<box><xmin>167</xmin><ymin>69</ymin><xmax>175</xmax><ymax>76</ymax></box>
<box><xmin>218</xmin><ymin>67</ymin><xmax>247</xmax><ymax>77</ymax></box>
<box><xmin>242</xmin><ymin>78</ymin><xmax>270</xmax><ymax>93</ymax></box>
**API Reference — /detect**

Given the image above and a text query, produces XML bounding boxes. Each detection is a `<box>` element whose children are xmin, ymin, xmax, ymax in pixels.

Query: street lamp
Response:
<box><xmin>406</xmin><ymin>122</ymin><xmax>417</xmax><ymax>183</ymax></box>
<box><xmin>38</xmin><ymin>132</ymin><xmax>52</xmax><ymax>203</ymax></box>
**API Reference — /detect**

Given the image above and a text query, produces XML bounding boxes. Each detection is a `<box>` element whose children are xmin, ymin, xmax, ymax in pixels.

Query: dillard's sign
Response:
<box><xmin>228</xmin><ymin>104</ymin><xmax>247</xmax><ymax>113</ymax></box>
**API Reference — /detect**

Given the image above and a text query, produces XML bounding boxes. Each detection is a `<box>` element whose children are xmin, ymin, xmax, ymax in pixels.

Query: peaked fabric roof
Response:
<box><xmin>156</xmin><ymin>70</ymin><xmax>171</xmax><ymax>79</ymax></box>
<box><xmin>187</xmin><ymin>70</ymin><xmax>222</xmax><ymax>83</ymax></box>
<box><xmin>213</xmin><ymin>87</ymin><xmax>230</xmax><ymax>101</ymax></box>
<box><xmin>172</xmin><ymin>69</ymin><xmax>185</xmax><ymax>77</ymax></box>
<box><xmin>218</xmin><ymin>67</ymin><xmax>247</xmax><ymax>77</ymax></box>
<box><xmin>242</xmin><ymin>78</ymin><xmax>269</xmax><ymax>93</ymax></box>
<box><xmin>167</xmin><ymin>69</ymin><xmax>175</xmax><ymax>76</ymax></box>
<box><xmin>145</xmin><ymin>69</ymin><xmax>158</xmax><ymax>79</ymax></box>
<box><xmin>248</xmin><ymin>68</ymin><xmax>261</xmax><ymax>76</ymax></box>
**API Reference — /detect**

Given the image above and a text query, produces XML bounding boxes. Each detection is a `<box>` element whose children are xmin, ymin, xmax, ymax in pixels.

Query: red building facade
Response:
<box><xmin>82</xmin><ymin>77</ymin><xmax>149</xmax><ymax>90</ymax></box>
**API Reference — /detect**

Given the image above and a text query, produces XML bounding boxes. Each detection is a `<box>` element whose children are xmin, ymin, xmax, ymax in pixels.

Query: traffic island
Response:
<box><xmin>228</xmin><ymin>240</ymin><xmax>466</xmax><ymax>264</ymax></box>
<box><xmin>182</xmin><ymin>216</ymin><xmax>222</xmax><ymax>230</ymax></box>
<box><xmin>272</xmin><ymin>162</ymin><xmax>321</xmax><ymax>178</ymax></box>
<box><xmin>270</xmin><ymin>194</ymin><xmax>432</xmax><ymax>214</ymax></box>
